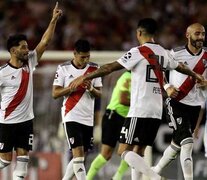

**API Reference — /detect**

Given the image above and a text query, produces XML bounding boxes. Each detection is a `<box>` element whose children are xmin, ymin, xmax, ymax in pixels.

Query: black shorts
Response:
<box><xmin>64</xmin><ymin>122</ymin><xmax>93</xmax><ymax>152</ymax></box>
<box><xmin>165</xmin><ymin>98</ymin><xmax>200</xmax><ymax>145</ymax></box>
<box><xmin>119</xmin><ymin>117</ymin><xmax>161</xmax><ymax>146</ymax></box>
<box><xmin>101</xmin><ymin>110</ymin><xmax>125</xmax><ymax>148</ymax></box>
<box><xmin>0</xmin><ymin>120</ymin><xmax>33</xmax><ymax>152</ymax></box>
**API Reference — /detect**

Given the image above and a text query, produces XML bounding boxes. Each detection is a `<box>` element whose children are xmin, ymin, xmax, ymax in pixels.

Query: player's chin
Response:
<box><xmin>21</xmin><ymin>57</ymin><xmax>28</xmax><ymax>62</ymax></box>
<box><xmin>196</xmin><ymin>42</ymin><xmax>203</xmax><ymax>48</ymax></box>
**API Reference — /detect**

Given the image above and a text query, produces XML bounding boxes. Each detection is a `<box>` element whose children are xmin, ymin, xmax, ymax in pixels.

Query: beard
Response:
<box><xmin>190</xmin><ymin>37</ymin><xmax>204</xmax><ymax>49</ymax></box>
<box><xmin>17</xmin><ymin>53</ymin><xmax>28</xmax><ymax>62</ymax></box>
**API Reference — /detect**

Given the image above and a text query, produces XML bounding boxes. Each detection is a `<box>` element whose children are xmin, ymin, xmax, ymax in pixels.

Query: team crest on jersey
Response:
<box><xmin>69</xmin><ymin>137</ymin><xmax>75</xmax><ymax>144</ymax></box>
<box><xmin>202</xmin><ymin>59</ymin><xmax>207</xmax><ymax>67</ymax></box>
<box><xmin>0</xmin><ymin>143</ymin><xmax>4</xmax><ymax>150</ymax></box>
<box><xmin>176</xmin><ymin>117</ymin><xmax>182</xmax><ymax>124</ymax></box>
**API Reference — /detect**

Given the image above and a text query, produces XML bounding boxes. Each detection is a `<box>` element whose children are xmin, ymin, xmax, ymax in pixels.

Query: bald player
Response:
<box><xmin>152</xmin><ymin>23</ymin><xmax>207</xmax><ymax>180</ymax></box>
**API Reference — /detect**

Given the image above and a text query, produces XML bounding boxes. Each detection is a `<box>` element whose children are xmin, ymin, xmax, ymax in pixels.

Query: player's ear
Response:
<box><xmin>73</xmin><ymin>50</ymin><xmax>77</xmax><ymax>56</ymax></box>
<box><xmin>186</xmin><ymin>31</ymin><xmax>189</xmax><ymax>39</ymax></box>
<box><xmin>10</xmin><ymin>47</ymin><xmax>16</xmax><ymax>54</ymax></box>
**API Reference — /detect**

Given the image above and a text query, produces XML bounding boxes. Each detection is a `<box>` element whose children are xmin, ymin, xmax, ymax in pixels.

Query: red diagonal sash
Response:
<box><xmin>64</xmin><ymin>66</ymin><xmax>98</xmax><ymax>116</ymax></box>
<box><xmin>5</xmin><ymin>69</ymin><xmax>29</xmax><ymax>119</ymax></box>
<box><xmin>139</xmin><ymin>46</ymin><xmax>163</xmax><ymax>89</ymax></box>
<box><xmin>175</xmin><ymin>52</ymin><xmax>207</xmax><ymax>101</ymax></box>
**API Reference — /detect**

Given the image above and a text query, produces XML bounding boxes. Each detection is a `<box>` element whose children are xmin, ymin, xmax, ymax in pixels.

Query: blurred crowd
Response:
<box><xmin>0</xmin><ymin>0</ymin><xmax>207</xmax><ymax>51</ymax></box>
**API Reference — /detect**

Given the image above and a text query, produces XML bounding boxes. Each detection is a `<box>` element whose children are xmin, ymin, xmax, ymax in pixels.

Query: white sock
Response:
<box><xmin>0</xmin><ymin>158</ymin><xmax>11</xmax><ymax>169</ymax></box>
<box><xmin>153</xmin><ymin>144</ymin><xmax>180</xmax><ymax>174</ymax></box>
<box><xmin>62</xmin><ymin>159</ymin><xmax>74</xmax><ymax>180</ymax></box>
<box><xmin>73</xmin><ymin>157</ymin><xmax>86</xmax><ymax>180</ymax></box>
<box><xmin>13</xmin><ymin>156</ymin><xmax>29</xmax><ymax>180</ymax></box>
<box><xmin>122</xmin><ymin>151</ymin><xmax>160</xmax><ymax>180</ymax></box>
<box><xmin>131</xmin><ymin>167</ymin><xmax>142</xmax><ymax>180</ymax></box>
<box><xmin>180</xmin><ymin>142</ymin><xmax>193</xmax><ymax>180</ymax></box>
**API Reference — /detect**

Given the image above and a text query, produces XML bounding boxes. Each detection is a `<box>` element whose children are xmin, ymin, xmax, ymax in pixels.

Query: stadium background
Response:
<box><xmin>0</xmin><ymin>0</ymin><xmax>207</xmax><ymax>179</ymax></box>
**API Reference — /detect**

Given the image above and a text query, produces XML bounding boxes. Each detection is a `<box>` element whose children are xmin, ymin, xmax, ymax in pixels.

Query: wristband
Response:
<box><xmin>164</xmin><ymin>83</ymin><xmax>171</xmax><ymax>90</ymax></box>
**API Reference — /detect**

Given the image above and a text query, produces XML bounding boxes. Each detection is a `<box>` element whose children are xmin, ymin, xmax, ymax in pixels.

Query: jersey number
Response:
<box><xmin>121</xmin><ymin>127</ymin><xmax>128</xmax><ymax>139</ymax></box>
<box><xmin>146</xmin><ymin>54</ymin><xmax>165</xmax><ymax>83</ymax></box>
<box><xmin>29</xmin><ymin>134</ymin><xmax>34</xmax><ymax>146</ymax></box>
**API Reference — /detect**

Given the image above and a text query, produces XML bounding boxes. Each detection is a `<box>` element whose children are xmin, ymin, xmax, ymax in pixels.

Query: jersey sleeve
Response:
<box><xmin>165</xmin><ymin>49</ymin><xmax>179</xmax><ymax>70</ymax></box>
<box><xmin>28</xmin><ymin>50</ymin><xmax>38</xmax><ymax>71</ymax></box>
<box><xmin>93</xmin><ymin>77</ymin><xmax>103</xmax><ymax>88</ymax></box>
<box><xmin>53</xmin><ymin>65</ymin><xmax>65</xmax><ymax>87</ymax></box>
<box><xmin>117</xmin><ymin>47</ymin><xmax>141</xmax><ymax>70</ymax></box>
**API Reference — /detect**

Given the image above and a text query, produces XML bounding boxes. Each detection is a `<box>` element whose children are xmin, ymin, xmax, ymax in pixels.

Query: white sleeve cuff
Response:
<box><xmin>164</xmin><ymin>83</ymin><xmax>171</xmax><ymax>91</ymax></box>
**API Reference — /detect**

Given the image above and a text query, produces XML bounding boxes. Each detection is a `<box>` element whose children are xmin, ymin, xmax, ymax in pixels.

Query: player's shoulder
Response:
<box><xmin>59</xmin><ymin>60</ymin><xmax>72</xmax><ymax>67</ymax></box>
<box><xmin>203</xmin><ymin>47</ymin><xmax>207</xmax><ymax>52</ymax></box>
<box><xmin>0</xmin><ymin>63</ymin><xmax>9</xmax><ymax>72</ymax></box>
<box><xmin>172</xmin><ymin>45</ymin><xmax>186</xmax><ymax>52</ymax></box>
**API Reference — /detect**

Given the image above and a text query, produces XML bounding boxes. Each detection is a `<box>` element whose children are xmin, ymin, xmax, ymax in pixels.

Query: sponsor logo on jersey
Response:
<box><xmin>69</xmin><ymin>74</ymin><xmax>74</xmax><ymax>78</ymax></box>
<box><xmin>69</xmin><ymin>137</ymin><xmax>74</xmax><ymax>144</ymax></box>
<box><xmin>77</xmin><ymin>168</ymin><xmax>84</xmax><ymax>173</ymax></box>
<box><xmin>121</xmin><ymin>52</ymin><xmax>132</xmax><ymax>63</ymax></box>
<box><xmin>184</xmin><ymin>61</ymin><xmax>188</xmax><ymax>65</ymax></box>
<box><xmin>124</xmin><ymin>52</ymin><xmax>132</xmax><ymax>59</ymax></box>
<box><xmin>0</xmin><ymin>143</ymin><xmax>4</xmax><ymax>150</ymax></box>
<box><xmin>133</xmin><ymin>137</ymin><xmax>139</xmax><ymax>142</ymax></box>
<box><xmin>11</xmin><ymin>75</ymin><xmax>16</xmax><ymax>80</ymax></box>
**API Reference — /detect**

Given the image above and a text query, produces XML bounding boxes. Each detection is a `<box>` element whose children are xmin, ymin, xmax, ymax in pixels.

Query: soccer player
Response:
<box><xmin>68</xmin><ymin>18</ymin><xmax>203</xmax><ymax>180</ymax></box>
<box><xmin>52</xmin><ymin>39</ymin><xmax>102</xmax><ymax>180</ymax></box>
<box><xmin>152</xmin><ymin>23</ymin><xmax>207</xmax><ymax>180</ymax></box>
<box><xmin>0</xmin><ymin>2</ymin><xmax>62</xmax><ymax>180</ymax></box>
<box><xmin>87</xmin><ymin>71</ymin><xmax>131</xmax><ymax>180</ymax></box>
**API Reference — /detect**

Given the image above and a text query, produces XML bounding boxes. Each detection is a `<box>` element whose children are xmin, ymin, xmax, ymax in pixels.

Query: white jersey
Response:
<box><xmin>117</xmin><ymin>43</ymin><xmax>178</xmax><ymax>119</ymax></box>
<box><xmin>53</xmin><ymin>60</ymin><xmax>102</xmax><ymax>126</ymax></box>
<box><xmin>169</xmin><ymin>46</ymin><xmax>207</xmax><ymax>106</ymax></box>
<box><xmin>0</xmin><ymin>50</ymin><xmax>38</xmax><ymax>124</ymax></box>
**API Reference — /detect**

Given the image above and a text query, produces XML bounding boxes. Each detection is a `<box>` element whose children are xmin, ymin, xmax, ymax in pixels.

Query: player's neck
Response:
<box><xmin>140</xmin><ymin>37</ymin><xmax>155</xmax><ymax>45</ymax></box>
<box><xmin>187</xmin><ymin>44</ymin><xmax>202</xmax><ymax>55</ymax></box>
<box><xmin>9</xmin><ymin>58</ymin><xmax>23</xmax><ymax>68</ymax></box>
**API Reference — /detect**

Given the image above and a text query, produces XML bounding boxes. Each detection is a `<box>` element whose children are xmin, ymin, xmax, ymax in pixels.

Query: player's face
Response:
<box><xmin>189</xmin><ymin>28</ymin><xmax>205</xmax><ymax>49</ymax></box>
<box><xmin>14</xmin><ymin>40</ymin><xmax>29</xmax><ymax>62</ymax></box>
<box><xmin>74</xmin><ymin>51</ymin><xmax>90</xmax><ymax>68</ymax></box>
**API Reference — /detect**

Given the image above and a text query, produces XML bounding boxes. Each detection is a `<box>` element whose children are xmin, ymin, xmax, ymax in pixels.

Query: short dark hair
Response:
<box><xmin>74</xmin><ymin>39</ymin><xmax>90</xmax><ymax>53</ymax></box>
<box><xmin>137</xmin><ymin>18</ymin><xmax>158</xmax><ymax>35</ymax></box>
<box><xmin>7</xmin><ymin>34</ymin><xmax>27</xmax><ymax>52</ymax></box>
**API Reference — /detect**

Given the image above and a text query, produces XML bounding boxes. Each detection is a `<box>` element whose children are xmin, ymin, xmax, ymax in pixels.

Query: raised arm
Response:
<box><xmin>35</xmin><ymin>2</ymin><xmax>62</xmax><ymax>61</ymax></box>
